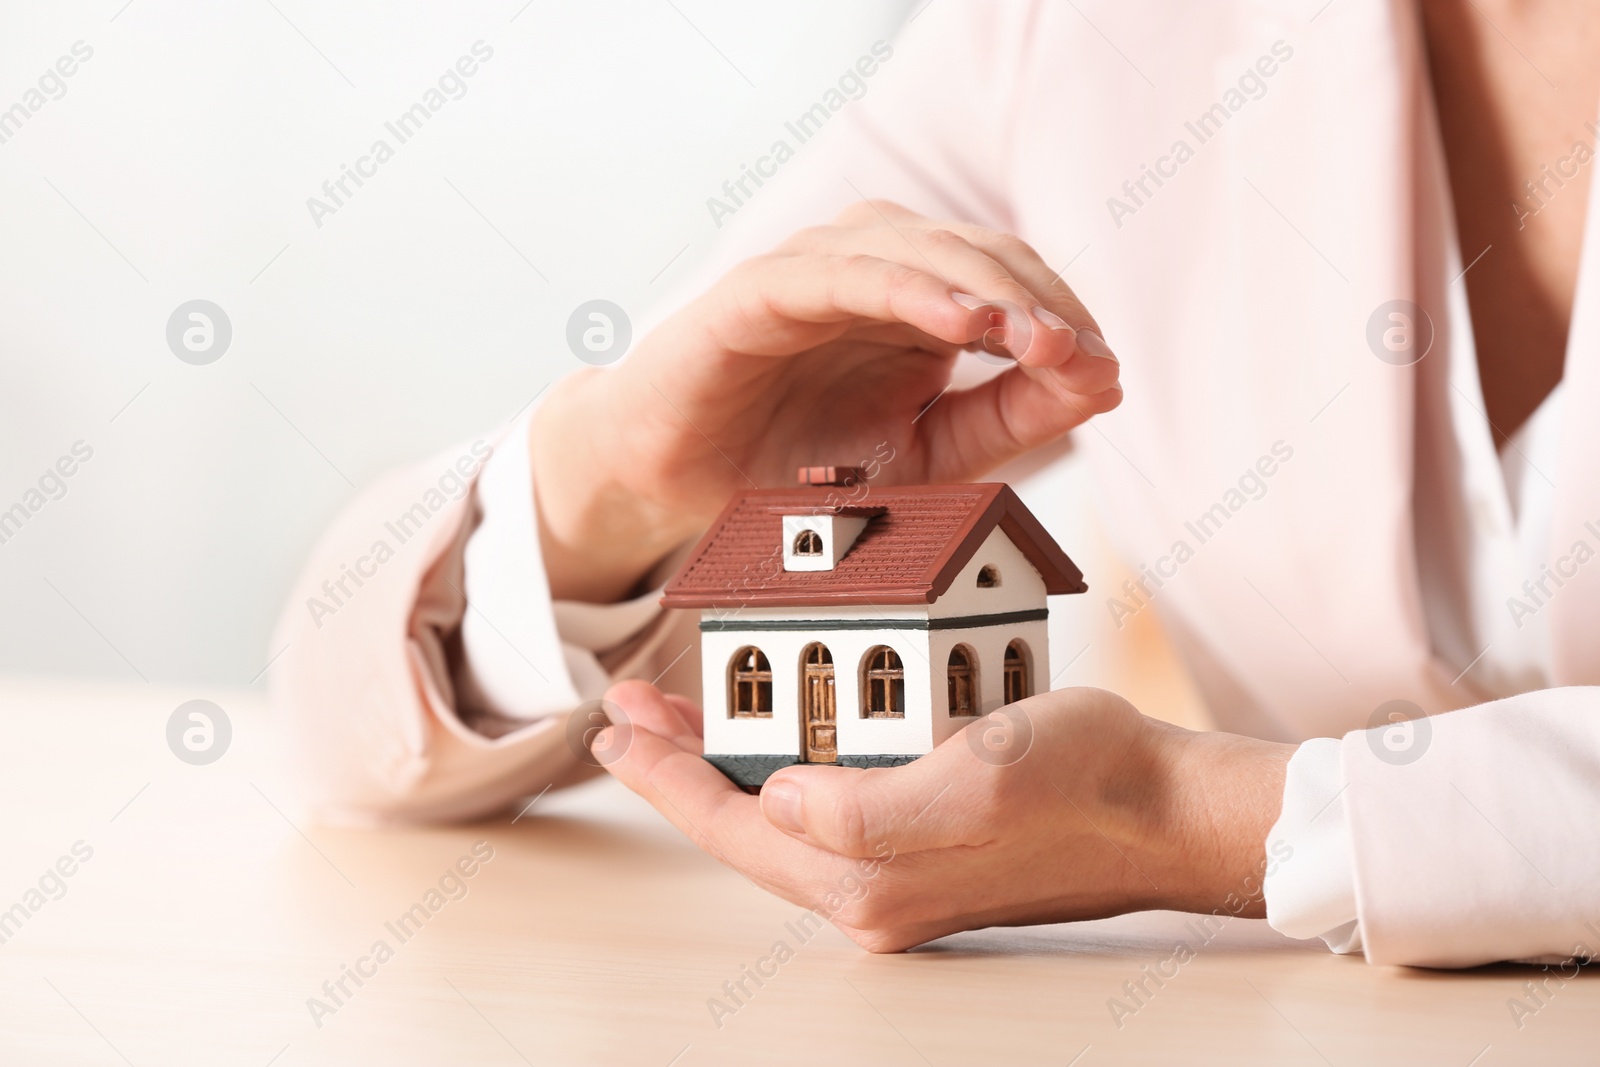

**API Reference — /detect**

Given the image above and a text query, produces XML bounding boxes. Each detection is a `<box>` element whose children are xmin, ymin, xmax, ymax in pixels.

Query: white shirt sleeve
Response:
<box><xmin>458</xmin><ymin>408</ymin><xmax>667</xmax><ymax>720</ymax></box>
<box><xmin>1263</xmin><ymin>738</ymin><xmax>1362</xmax><ymax>953</ymax></box>
<box><xmin>1268</xmin><ymin>686</ymin><xmax>1600</xmax><ymax>966</ymax></box>
<box><xmin>1262</xmin><ymin>239</ymin><xmax>1565</xmax><ymax>955</ymax></box>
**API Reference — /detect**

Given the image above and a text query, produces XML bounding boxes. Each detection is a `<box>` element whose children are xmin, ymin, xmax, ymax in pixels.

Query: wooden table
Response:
<box><xmin>0</xmin><ymin>674</ymin><xmax>1594</xmax><ymax>1066</ymax></box>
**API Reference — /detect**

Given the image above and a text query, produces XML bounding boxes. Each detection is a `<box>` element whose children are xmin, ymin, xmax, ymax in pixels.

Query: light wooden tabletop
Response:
<box><xmin>0</xmin><ymin>672</ymin><xmax>1594</xmax><ymax>1067</ymax></box>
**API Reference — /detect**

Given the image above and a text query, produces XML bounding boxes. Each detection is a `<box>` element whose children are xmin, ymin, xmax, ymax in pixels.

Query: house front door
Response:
<box><xmin>801</xmin><ymin>643</ymin><xmax>836</xmax><ymax>763</ymax></box>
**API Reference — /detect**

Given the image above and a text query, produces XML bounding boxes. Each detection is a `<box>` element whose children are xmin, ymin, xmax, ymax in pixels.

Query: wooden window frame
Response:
<box><xmin>728</xmin><ymin>646</ymin><xmax>773</xmax><ymax>718</ymax></box>
<box><xmin>947</xmin><ymin>644</ymin><xmax>979</xmax><ymax>717</ymax></box>
<box><xmin>1002</xmin><ymin>640</ymin><xmax>1032</xmax><ymax>705</ymax></box>
<box><xmin>860</xmin><ymin>645</ymin><xmax>906</xmax><ymax>719</ymax></box>
<box><xmin>792</xmin><ymin>529</ymin><xmax>823</xmax><ymax>557</ymax></box>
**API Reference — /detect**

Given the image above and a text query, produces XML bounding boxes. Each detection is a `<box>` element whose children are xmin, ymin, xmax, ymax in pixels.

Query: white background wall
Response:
<box><xmin>0</xmin><ymin>0</ymin><xmax>923</xmax><ymax>686</ymax></box>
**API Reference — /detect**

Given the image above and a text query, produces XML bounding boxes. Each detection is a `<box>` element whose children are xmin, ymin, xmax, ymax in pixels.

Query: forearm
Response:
<box><xmin>270</xmin><ymin>432</ymin><xmax>587</xmax><ymax>823</ymax></box>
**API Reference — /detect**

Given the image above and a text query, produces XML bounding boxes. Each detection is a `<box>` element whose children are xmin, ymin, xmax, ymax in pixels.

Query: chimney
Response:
<box><xmin>796</xmin><ymin>465</ymin><xmax>867</xmax><ymax>488</ymax></box>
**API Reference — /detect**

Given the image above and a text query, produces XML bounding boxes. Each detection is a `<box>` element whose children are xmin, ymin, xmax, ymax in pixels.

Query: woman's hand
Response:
<box><xmin>532</xmin><ymin>200</ymin><xmax>1123</xmax><ymax>602</ymax></box>
<box><xmin>595</xmin><ymin>680</ymin><xmax>1293</xmax><ymax>952</ymax></box>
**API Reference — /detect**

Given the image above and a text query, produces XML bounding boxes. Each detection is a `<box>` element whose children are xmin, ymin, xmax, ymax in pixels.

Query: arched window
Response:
<box><xmin>947</xmin><ymin>645</ymin><xmax>978</xmax><ymax>716</ymax></box>
<box><xmin>976</xmin><ymin>565</ymin><xmax>1000</xmax><ymax>588</ymax></box>
<box><xmin>793</xmin><ymin>529</ymin><xmax>823</xmax><ymax>556</ymax></box>
<box><xmin>1003</xmin><ymin>640</ymin><xmax>1031</xmax><ymax>705</ymax></box>
<box><xmin>728</xmin><ymin>646</ymin><xmax>772</xmax><ymax>717</ymax></box>
<box><xmin>860</xmin><ymin>646</ymin><xmax>905</xmax><ymax>718</ymax></box>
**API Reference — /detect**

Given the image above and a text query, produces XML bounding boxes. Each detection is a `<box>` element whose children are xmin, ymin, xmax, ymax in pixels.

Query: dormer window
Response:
<box><xmin>977</xmin><ymin>565</ymin><xmax>1000</xmax><ymax>588</ymax></box>
<box><xmin>778</xmin><ymin>506</ymin><xmax>883</xmax><ymax>572</ymax></box>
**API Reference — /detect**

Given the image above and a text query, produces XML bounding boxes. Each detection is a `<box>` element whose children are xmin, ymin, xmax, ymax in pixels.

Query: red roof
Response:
<box><xmin>660</xmin><ymin>483</ymin><xmax>1085</xmax><ymax>608</ymax></box>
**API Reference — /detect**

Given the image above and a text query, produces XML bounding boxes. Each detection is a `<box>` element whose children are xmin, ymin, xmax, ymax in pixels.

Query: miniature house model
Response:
<box><xmin>661</xmin><ymin>467</ymin><xmax>1087</xmax><ymax>788</ymax></box>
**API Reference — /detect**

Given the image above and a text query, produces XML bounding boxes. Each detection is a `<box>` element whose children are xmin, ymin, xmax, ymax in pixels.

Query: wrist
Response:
<box><xmin>1145</xmin><ymin>724</ymin><xmax>1294</xmax><ymax>917</ymax></box>
<box><xmin>530</xmin><ymin>374</ymin><xmax>698</xmax><ymax>603</ymax></box>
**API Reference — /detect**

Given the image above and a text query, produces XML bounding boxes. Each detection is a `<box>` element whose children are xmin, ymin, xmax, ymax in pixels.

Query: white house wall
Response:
<box><xmin>928</xmin><ymin>527</ymin><xmax>1052</xmax><ymax>747</ymax></box>
<box><xmin>699</xmin><ymin>624</ymin><xmax>936</xmax><ymax>758</ymax></box>
<box><xmin>929</xmin><ymin>526</ymin><xmax>1049</xmax><ymax>620</ymax></box>
<box><xmin>927</xmin><ymin>618</ymin><xmax>1050</xmax><ymax>749</ymax></box>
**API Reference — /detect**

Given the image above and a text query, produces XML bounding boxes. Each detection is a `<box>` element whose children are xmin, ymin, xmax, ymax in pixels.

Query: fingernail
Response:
<box><xmin>1074</xmin><ymin>328</ymin><xmax>1118</xmax><ymax>364</ymax></box>
<box><xmin>762</xmin><ymin>779</ymin><xmax>804</xmax><ymax>832</ymax></box>
<box><xmin>1032</xmin><ymin>306</ymin><xmax>1071</xmax><ymax>330</ymax></box>
<box><xmin>951</xmin><ymin>291</ymin><xmax>986</xmax><ymax>310</ymax></box>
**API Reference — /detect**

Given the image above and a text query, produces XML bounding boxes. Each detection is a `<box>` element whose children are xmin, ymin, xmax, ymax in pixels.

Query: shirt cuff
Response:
<box><xmin>458</xmin><ymin>407</ymin><xmax>667</xmax><ymax>720</ymax></box>
<box><xmin>1263</xmin><ymin>737</ymin><xmax>1363</xmax><ymax>954</ymax></box>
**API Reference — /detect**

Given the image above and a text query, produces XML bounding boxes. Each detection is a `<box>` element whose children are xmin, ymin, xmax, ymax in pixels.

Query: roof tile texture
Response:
<box><xmin>660</xmin><ymin>483</ymin><xmax>1085</xmax><ymax>608</ymax></box>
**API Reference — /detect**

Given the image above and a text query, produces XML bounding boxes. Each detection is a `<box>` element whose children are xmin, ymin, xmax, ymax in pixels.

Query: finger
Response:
<box><xmin>703</xmin><ymin>253</ymin><xmax>992</xmax><ymax>356</ymax></box>
<box><xmin>602</xmin><ymin>684</ymin><xmax>871</xmax><ymax>896</ymax></box>
<box><xmin>919</xmin><ymin>366</ymin><xmax>1124</xmax><ymax>479</ymax></box>
<box><xmin>777</xmin><ymin>225</ymin><xmax>1078</xmax><ymax>371</ymax></box>
<box><xmin>935</xmin><ymin>222</ymin><xmax>1104</xmax><ymax>331</ymax></box>
<box><xmin>663</xmin><ymin>691</ymin><xmax>705</xmax><ymax>741</ymax></box>
<box><xmin>599</xmin><ymin>717</ymin><xmax>780</xmax><ymax>875</ymax></box>
<box><xmin>603</xmin><ymin>680</ymin><xmax>795</xmax><ymax>866</ymax></box>
<box><xmin>813</xmin><ymin>206</ymin><xmax>1119</xmax><ymax>388</ymax></box>
<box><xmin>759</xmin><ymin>759</ymin><xmax>976</xmax><ymax>858</ymax></box>
<box><xmin>940</xmin><ymin>222</ymin><xmax>1121</xmax><ymax>395</ymax></box>
<box><xmin>829</xmin><ymin>196</ymin><xmax>926</xmax><ymax>229</ymax></box>
<box><xmin>600</xmin><ymin>682</ymin><xmax>750</xmax><ymax>836</ymax></box>
<box><xmin>835</xmin><ymin>321</ymin><xmax>967</xmax><ymax>359</ymax></box>
<box><xmin>827</xmin><ymin>198</ymin><xmax>1098</xmax><ymax>336</ymax></box>
<box><xmin>607</xmin><ymin>679</ymin><xmax>700</xmax><ymax>754</ymax></box>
